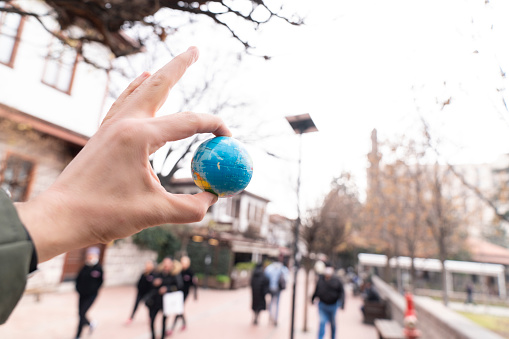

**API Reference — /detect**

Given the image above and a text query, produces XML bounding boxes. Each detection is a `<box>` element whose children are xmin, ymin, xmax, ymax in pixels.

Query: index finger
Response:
<box><xmin>125</xmin><ymin>47</ymin><xmax>200</xmax><ymax>118</ymax></box>
<box><xmin>149</xmin><ymin>112</ymin><xmax>232</xmax><ymax>146</ymax></box>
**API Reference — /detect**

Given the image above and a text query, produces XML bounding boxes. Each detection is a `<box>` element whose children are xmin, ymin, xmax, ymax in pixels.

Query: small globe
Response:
<box><xmin>191</xmin><ymin>136</ymin><xmax>253</xmax><ymax>198</ymax></box>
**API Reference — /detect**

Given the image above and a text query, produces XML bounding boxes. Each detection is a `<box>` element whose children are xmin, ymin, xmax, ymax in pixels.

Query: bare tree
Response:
<box><xmin>1</xmin><ymin>0</ymin><xmax>303</xmax><ymax>69</ymax></box>
<box><xmin>419</xmin><ymin>119</ymin><xmax>469</xmax><ymax>306</ymax></box>
<box><xmin>299</xmin><ymin>173</ymin><xmax>360</xmax><ymax>331</ymax></box>
<box><xmin>424</xmin><ymin>162</ymin><xmax>465</xmax><ymax>306</ymax></box>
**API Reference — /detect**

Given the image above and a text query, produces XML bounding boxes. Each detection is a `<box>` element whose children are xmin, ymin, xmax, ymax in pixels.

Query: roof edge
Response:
<box><xmin>0</xmin><ymin>103</ymin><xmax>90</xmax><ymax>147</ymax></box>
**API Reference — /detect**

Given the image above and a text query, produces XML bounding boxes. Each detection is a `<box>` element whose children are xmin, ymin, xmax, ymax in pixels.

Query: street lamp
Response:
<box><xmin>285</xmin><ymin>113</ymin><xmax>318</xmax><ymax>339</ymax></box>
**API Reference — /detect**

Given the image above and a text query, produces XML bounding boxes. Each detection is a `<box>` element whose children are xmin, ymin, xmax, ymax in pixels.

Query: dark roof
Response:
<box><xmin>468</xmin><ymin>237</ymin><xmax>509</xmax><ymax>266</ymax></box>
<box><xmin>269</xmin><ymin>214</ymin><xmax>295</xmax><ymax>223</ymax></box>
<box><xmin>169</xmin><ymin>177</ymin><xmax>270</xmax><ymax>202</ymax></box>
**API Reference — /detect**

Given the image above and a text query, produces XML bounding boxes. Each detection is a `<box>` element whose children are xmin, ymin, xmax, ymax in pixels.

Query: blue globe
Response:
<box><xmin>191</xmin><ymin>136</ymin><xmax>253</xmax><ymax>198</ymax></box>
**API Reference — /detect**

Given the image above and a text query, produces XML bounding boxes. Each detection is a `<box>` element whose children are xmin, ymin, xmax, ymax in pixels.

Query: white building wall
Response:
<box><xmin>25</xmin><ymin>254</ymin><xmax>66</xmax><ymax>292</ymax></box>
<box><xmin>239</xmin><ymin>195</ymin><xmax>250</xmax><ymax>232</ymax></box>
<box><xmin>0</xmin><ymin>1</ymin><xmax>108</xmax><ymax>137</ymax></box>
<box><xmin>440</xmin><ymin>157</ymin><xmax>509</xmax><ymax>239</ymax></box>
<box><xmin>103</xmin><ymin>239</ymin><xmax>157</xmax><ymax>287</ymax></box>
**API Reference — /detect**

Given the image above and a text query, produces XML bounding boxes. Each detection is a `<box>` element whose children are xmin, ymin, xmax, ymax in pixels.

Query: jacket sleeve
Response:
<box><xmin>0</xmin><ymin>189</ymin><xmax>38</xmax><ymax>324</ymax></box>
<box><xmin>311</xmin><ymin>280</ymin><xmax>320</xmax><ymax>303</ymax></box>
<box><xmin>75</xmin><ymin>267</ymin><xmax>83</xmax><ymax>293</ymax></box>
<box><xmin>98</xmin><ymin>266</ymin><xmax>104</xmax><ymax>288</ymax></box>
<box><xmin>338</xmin><ymin>280</ymin><xmax>345</xmax><ymax>309</ymax></box>
<box><xmin>176</xmin><ymin>274</ymin><xmax>184</xmax><ymax>290</ymax></box>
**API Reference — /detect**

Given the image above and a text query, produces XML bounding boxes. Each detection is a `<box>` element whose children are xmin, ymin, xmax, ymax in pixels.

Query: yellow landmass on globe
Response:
<box><xmin>193</xmin><ymin>171</ymin><xmax>212</xmax><ymax>191</ymax></box>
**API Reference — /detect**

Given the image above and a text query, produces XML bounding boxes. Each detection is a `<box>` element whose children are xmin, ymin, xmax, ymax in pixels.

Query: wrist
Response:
<box><xmin>14</xmin><ymin>190</ymin><xmax>86</xmax><ymax>262</ymax></box>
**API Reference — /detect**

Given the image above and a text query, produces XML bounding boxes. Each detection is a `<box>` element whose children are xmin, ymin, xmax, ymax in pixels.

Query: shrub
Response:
<box><xmin>216</xmin><ymin>275</ymin><xmax>231</xmax><ymax>284</ymax></box>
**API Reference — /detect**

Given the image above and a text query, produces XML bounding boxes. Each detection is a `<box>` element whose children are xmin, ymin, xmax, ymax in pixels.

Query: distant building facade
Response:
<box><xmin>166</xmin><ymin>177</ymin><xmax>292</xmax><ymax>250</ymax></box>
<box><xmin>367</xmin><ymin>128</ymin><xmax>509</xmax><ymax>262</ymax></box>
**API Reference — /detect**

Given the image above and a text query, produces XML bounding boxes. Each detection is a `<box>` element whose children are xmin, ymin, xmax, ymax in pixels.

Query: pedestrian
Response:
<box><xmin>0</xmin><ymin>47</ymin><xmax>231</xmax><ymax>324</ymax></box>
<box><xmin>250</xmin><ymin>262</ymin><xmax>270</xmax><ymax>325</ymax></box>
<box><xmin>360</xmin><ymin>279</ymin><xmax>381</xmax><ymax>318</ymax></box>
<box><xmin>264</xmin><ymin>256</ymin><xmax>289</xmax><ymax>326</ymax></box>
<box><xmin>146</xmin><ymin>258</ymin><xmax>183</xmax><ymax>339</ymax></box>
<box><xmin>311</xmin><ymin>266</ymin><xmax>345</xmax><ymax>339</ymax></box>
<box><xmin>75</xmin><ymin>247</ymin><xmax>103</xmax><ymax>339</ymax></box>
<box><xmin>126</xmin><ymin>260</ymin><xmax>156</xmax><ymax>325</ymax></box>
<box><xmin>465</xmin><ymin>282</ymin><xmax>474</xmax><ymax>304</ymax></box>
<box><xmin>169</xmin><ymin>255</ymin><xmax>196</xmax><ymax>332</ymax></box>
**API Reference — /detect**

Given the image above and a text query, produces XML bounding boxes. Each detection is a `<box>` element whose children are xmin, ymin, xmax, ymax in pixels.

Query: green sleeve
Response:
<box><xmin>0</xmin><ymin>189</ymin><xmax>36</xmax><ymax>324</ymax></box>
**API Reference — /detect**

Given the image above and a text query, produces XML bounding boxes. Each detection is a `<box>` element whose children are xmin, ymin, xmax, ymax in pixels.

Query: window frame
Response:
<box><xmin>41</xmin><ymin>39</ymin><xmax>80</xmax><ymax>95</ymax></box>
<box><xmin>0</xmin><ymin>152</ymin><xmax>36</xmax><ymax>202</ymax></box>
<box><xmin>0</xmin><ymin>5</ymin><xmax>25</xmax><ymax>68</ymax></box>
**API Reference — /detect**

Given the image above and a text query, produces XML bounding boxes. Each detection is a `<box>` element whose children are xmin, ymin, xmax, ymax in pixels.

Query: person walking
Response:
<box><xmin>146</xmin><ymin>258</ymin><xmax>183</xmax><ymax>339</ymax></box>
<box><xmin>126</xmin><ymin>260</ymin><xmax>156</xmax><ymax>325</ymax></box>
<box><xmin>264</xmin><ymin>257</ymin><xmax>288</xmax><ymax>326</ymax></box>
<box><xmin>75</xmin><ymin>247</ymin><xmax>103</xmax><ymax>339</ymax></box>
<box><xmin>170</xmin><ymin>256</ymin><xmax>196</xmax><ymax>332</ymax></box>
<box><xmin>465</xmin><ymin>282</ymin><xmax>475</xmax><ymax>305</ymax></box>
<box><xmin>250</xmin><ymin>262</ymin><xmax>269</xmax><ymax>325</ymax></box>
<box><xmin>311</xmin><ymin>266</ymin><xmax>345</xmax><ymax>339</ymax></box>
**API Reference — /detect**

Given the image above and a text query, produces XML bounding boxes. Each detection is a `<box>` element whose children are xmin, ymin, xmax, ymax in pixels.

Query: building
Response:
<box><xmin>166</xmin><ymin>177</ymin><xmax>290</xmax><ymax>288</ymax></box>
<box><xmin>367</xmin><ymin>129</ymin><xmax>509</xmax><ymax>247</ymax></box>
<box><xmin>267</xmin><ymin>214</ymin><xmax>294</xmax><ymax>248</ymax></box>
<box><xmin>0</xmin><ymin>1</ymin><xmax>156</xmax><ymax>291</ymax></box>
<box><xmin>167</xmin><ymin>177</ymin><xmax>292</xmax><ymax>251</ymax></box>
<box><xmin>366</xmin><ymin>129</ymin><xmax>509</xmax><ymax>296</ymax></box>
<box><xmin>0</xmin><ymin>1</ymin><xmax>109</xmax><ymax>137</ymax></box>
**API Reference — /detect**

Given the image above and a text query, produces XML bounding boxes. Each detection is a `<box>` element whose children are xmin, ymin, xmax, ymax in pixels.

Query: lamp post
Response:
<box><xmin>285</xmin><ymin>113</ymin><xmax>318</xmax><ymax>339</ymax></box>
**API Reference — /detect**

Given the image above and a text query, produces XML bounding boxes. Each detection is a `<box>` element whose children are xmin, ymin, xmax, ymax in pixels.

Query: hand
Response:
<box><xmin>159</xmin><ymin>286</ymin><xmax>168</xmax><ymax>295</ymax></box>
<box><xmin>15</xmin><ymin>47</ymin><xmax>231</xmax><ymax>262</ymax></box>
<box><xmin>153</xmin><ymin>278</ymin><xmax>162</xmax><ymax>287</ymax></box>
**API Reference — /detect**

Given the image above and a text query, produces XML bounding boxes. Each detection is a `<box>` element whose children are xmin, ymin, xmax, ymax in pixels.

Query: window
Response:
<box><xmin>0</xmin><ymin>154</ymin><xmax>35</xmax><ymax>202</ymax></box>
<box><xmin>228</xmin><ymin>197</ymin><xmax>241</xmax><ymax>218</ymax></box>
<box><xmin>234</xmin><ymin>198</ymin><xmax>241</xmax><ymax>218</ymax></box>
<box><xmin>0</xmin><ymin>3</ymin><xmax>24</xmax><ymax>67</ymax></box>
<box><xmin>41</xmin><ymin>39</ymin><xmax>79</xmax><ymax>94</ymax></box>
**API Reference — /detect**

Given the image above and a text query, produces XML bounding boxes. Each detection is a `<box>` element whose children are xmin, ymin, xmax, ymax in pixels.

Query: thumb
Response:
<box><xmin>195</xmin><ymin>191</ymin><xmax>219</xmax><ymax>206</ymax></box>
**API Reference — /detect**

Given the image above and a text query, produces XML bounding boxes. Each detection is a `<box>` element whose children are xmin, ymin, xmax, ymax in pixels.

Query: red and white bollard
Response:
<box><xmin>403</xmin><ymin>292</ymin><xmax>421</xmax><ymax>339</ymax></box>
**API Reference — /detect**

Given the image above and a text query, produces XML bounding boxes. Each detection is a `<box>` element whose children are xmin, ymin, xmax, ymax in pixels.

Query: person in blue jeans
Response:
<box><xmin>264</xmin><ymin>257</ymin><xmax>289</xmax><ymax>326</ymax></box>
<box><xmin>311</xmin><ymin>266</ymin><xmax>345</xmax><ymax>339</ymax></box>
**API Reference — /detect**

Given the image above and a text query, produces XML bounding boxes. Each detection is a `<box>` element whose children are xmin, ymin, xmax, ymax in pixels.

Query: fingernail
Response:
<box><xmin>210</xmin><ymin>193</ymin><xmax>218</xmax><ymax>205</ymax></box>
<box><xmin>137</xmin><ymin>71</ymin><xmax>150</xmax><ymax>81</ymax></box>
<box><xmin>187</xmin><ymin>46</ymin><xmax>199</xmax><ymax>64</ymax></box>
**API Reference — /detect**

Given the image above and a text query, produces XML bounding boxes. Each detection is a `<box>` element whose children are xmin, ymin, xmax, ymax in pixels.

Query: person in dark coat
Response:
<box><xmin>311</xmin><ymin>266</ymin><xmax>345</xmax><ymax>339</ymax></box>
<box><xmin>75</xmin><ymin>247</ymin><xmax>103</xmax><ymax>339</ymax></box>
<box><xmin>126</xmin><ymin>260</ymin><xmax>155</xmax><ymax>325</ymax></box>
<box><xmin>251</xmin><ymin>262</ymin><xmax>270</xmax><ymax>325</ymax></box>
<box><xmin>145</xmin><ymin>257</ymin><xmax>183</xmax><ymax>339</ymax></box>
<box><xmin>170</xmin><ymin>256</ymin><xmax>196</xmax><ymax>333</ymax></box>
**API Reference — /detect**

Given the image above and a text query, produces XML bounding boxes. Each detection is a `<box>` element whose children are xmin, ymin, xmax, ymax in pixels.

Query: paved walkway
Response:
<box><xmin>0</xmin><ymin>270</ymin><xmax>377</xmax><ymax>339</ymax></box>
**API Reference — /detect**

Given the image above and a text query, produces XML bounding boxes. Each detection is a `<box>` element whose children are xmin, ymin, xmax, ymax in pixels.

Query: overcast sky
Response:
<box><xmin>151</xmin><ymin>0</ymin><xmax>509</xmax><ymax>219</ymax></box>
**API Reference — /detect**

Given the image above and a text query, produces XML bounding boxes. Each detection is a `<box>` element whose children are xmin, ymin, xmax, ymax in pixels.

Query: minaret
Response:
<box><xmin>367</xmin><ymin>129</ymin><xmax>381</xmax><ymax>201</ymax></box>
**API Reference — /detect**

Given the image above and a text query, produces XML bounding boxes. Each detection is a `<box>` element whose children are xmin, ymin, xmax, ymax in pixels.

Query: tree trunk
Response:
<box><xmin>383</xmin><ymin>253</ymin><xmax>392</xmax><ymax>283</ymax></box>
<box><xmin>407</xmin><ymin>241</ymin><xmax>416</xmax><ymax>293</ymax></box>
<box><xmin>440</xmin><ymin>248</ymin><xmax>449</xmax><ymax>306</ymax></box>
<box><xmin>303</xmin><ymin>268</ymin><xmax>310</xmax><ymax>332</ymax></box>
